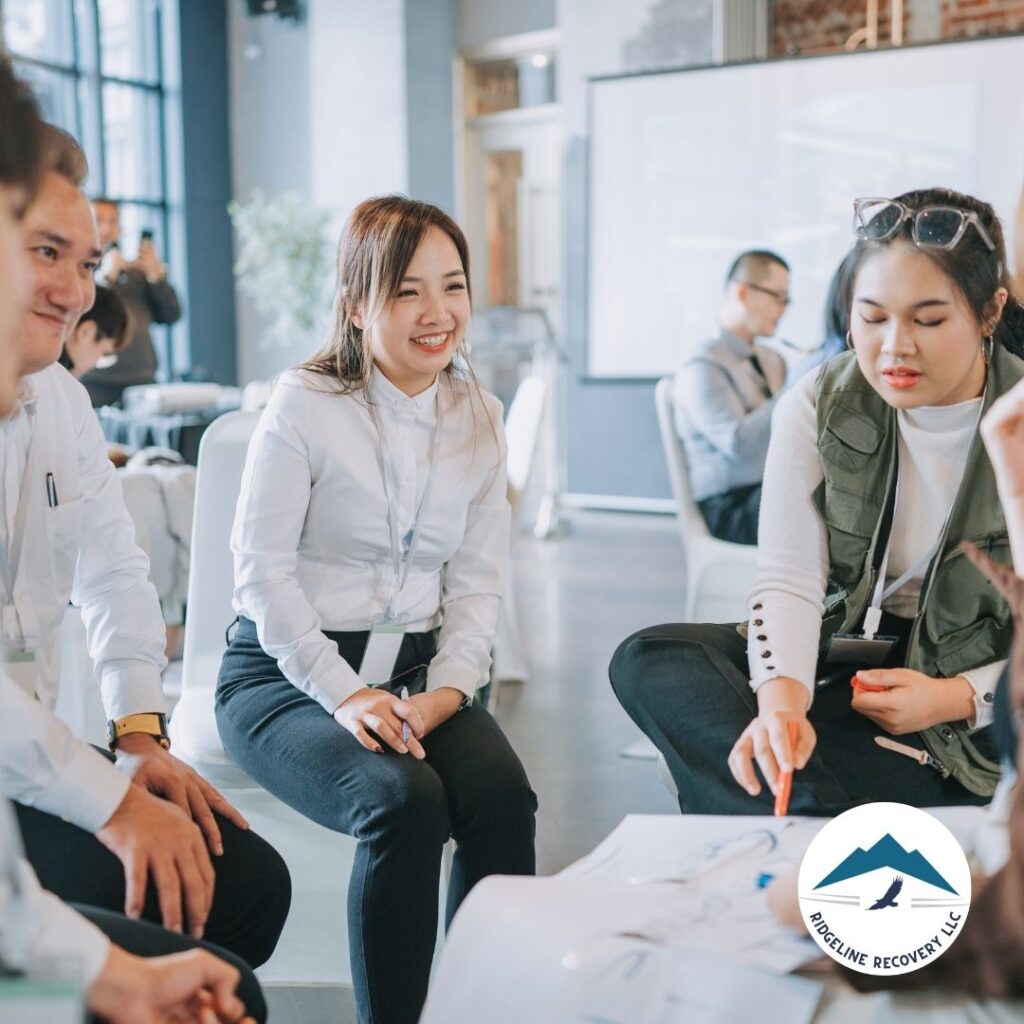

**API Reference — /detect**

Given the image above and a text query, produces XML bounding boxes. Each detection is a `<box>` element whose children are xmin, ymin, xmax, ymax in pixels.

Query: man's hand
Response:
<box><xmin>88</xmin><ymin>944</ymin><xmax>256</xmax><ymax>1024</ymax></box>
<box><xmin>134</xmin><ymin>238</ymin><xmax>166</xmax><ymax>281</ymax></box>
<box><xmin>405</xmin><ymin>687</ymin><xmax>464</xmax><ymax>739</ymax></box>
<box><xmin>727</xmin><ymin>676</ymin><xmax>815</xmax><ymax>797</ymax></box>
<box><xmin>851</xmin><ymin>668</ymin><xmax>975</xmax><ymax>735</ymax></box>
<box><xmin>333</xmin><ymin>687</ymin><xmax>426</xmax><ymax>758</ymax></box>
<box><xmin>115</xmin><ymin>734</ymin><xmax>249</xmax><ymax>856</ymax></box>
<box><xmin>95</xmin><ymin>785</ymin><xmax>214</xmax><ymax>937</ymax></box>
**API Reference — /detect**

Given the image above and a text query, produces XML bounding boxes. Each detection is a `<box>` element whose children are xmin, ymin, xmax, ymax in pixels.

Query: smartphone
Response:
<box><xmin>140</xmin><ymin>229</ymin><xmax>154</xmax><ymax>246</ymax></box>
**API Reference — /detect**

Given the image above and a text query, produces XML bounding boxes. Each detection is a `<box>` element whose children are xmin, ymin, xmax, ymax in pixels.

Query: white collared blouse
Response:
<box><xmin>232</xmin><ymin>365</ymin><xmax>510</xmax><ymax>714</ymax></box>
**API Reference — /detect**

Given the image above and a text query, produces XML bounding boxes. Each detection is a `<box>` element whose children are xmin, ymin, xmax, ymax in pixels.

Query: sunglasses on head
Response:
<box><xmin>853</xmin><ymin>197</ymin><xmax>996</xmax><ymax>253</ymax></box>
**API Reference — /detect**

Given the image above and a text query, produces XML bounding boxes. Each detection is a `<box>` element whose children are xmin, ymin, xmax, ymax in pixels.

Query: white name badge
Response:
<box><xmin>358</xmin><ymin>623</ymin><xmax>406</xmax><ymax>686</ymax></box>
<box><xmin>2</xmin><ymin>648</ymin><xmax>37</xmax><ymax>696</ymax></box>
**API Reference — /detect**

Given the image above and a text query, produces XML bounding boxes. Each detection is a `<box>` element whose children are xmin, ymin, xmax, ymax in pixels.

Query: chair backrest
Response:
<box><xmin>505</xmin><ymin>375</ymin><xmax>546</xmax><ymax>513</ymax></box>
<box><xmin>169</xmin><ymin>410</ymin><xmax>260</xmax><ymax>769</ymax></box>
<box><xmin>654</xmin><ymin>377</ymin><xmax>711</xmax><ymax>540</ymax></box>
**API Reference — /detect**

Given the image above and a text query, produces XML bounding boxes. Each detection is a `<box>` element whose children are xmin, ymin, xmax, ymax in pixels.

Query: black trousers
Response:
<box><xmin>15</xmin><ymin>756</ymin><xmax>291</xmax><ymax>970</ymax></box>
<box><xmin>610</xmin><ymin>620</ymin><xmax>993</xmax><ymax>815</ymax></box>
<box><xmin>76</xmin><ymin>905</ymin><xmax>266</xmax><ymax>1024</ymax></box>
<box><xmin>215</xmin><ymin>617</ymin><xmax>538</xmax><ymax>1024</ymax></box>
<box><xmin>697</xmin><ymin>483</ymin><xmax>762</xmax><ymax>545</ymax></box>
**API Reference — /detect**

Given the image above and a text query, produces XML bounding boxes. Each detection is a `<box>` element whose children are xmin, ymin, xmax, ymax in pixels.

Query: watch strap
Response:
<box><xmin>107</xmin><ymin>712</ymin><xmax>170</xmax><ymax>751</ymax></box>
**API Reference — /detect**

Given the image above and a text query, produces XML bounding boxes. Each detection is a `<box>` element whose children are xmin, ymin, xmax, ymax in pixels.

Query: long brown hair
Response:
<box><xmin>302</xmin><ymin>194</ymin><xmax>473</xmax><ymax>392</ymax></box>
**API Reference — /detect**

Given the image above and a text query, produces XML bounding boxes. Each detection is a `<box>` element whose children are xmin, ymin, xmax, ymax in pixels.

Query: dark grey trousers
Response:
<box><xmin>610</xmin><ymin>621</ymin><xmax>992</xmax><ymax>815</ymax></box>
<box><xmin>216</xmin><ymin>617</ymin><xmax>537</xmax><ymax>1024</ymax></box>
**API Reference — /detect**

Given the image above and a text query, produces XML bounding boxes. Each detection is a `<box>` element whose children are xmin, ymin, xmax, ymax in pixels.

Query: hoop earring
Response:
<box><xmin>845</xmin><ymin>330</ymin><xmax>854</xmax><ymax>350</ymax></box>
<box><xmin>983</xmin><ymin>335</ymin><xmax>994</xmax><ymax>364</ymax></box>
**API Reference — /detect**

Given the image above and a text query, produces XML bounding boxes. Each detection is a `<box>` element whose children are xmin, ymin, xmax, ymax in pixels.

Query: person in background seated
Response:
<box><xmin>613</xmin><ymin>188</ymin><xmax>1024</xmax><ymax>817</ymax></box>
<box><xmin>216</xmin><ymin>195</ymin><xmax>537</xmax><ymax>1024</ymax></box>
<box><xmin>81</xmin><ymin>197</ymin><xmax>181</xmax><ymax>406</ymax></box>
<box><xmin>59</xmin><ymin>284</ymin><xmax>128</xmax><ymax>379</ymax></box>
<box><xmin>6</xmin><ymin>122</ymin><xmax>290</xmax><ymax>972</ymax></box>
<box><xmin>789</xmin><ymin>250</ymin><xmax>854</xmax><ymax>382</ymax></box>
<box><xmin>0</xmin><ymin>54</ymin><xmax>261</xmax><ymax>1024</ymax></box>
<box><xmin>674</xmin><ymin>249</ymin><xmax>790</xmax><ymax>545</ymax></box>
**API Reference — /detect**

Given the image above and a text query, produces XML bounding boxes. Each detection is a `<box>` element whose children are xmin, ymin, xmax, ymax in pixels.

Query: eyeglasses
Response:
<box><xmin>743</xmin><ymin>281</ymin><xmax>790</xmax><ymax>307</ymax></box>
<box><xmin>853</xmin><ymin>197</ymin><xmax>996</xmax><ymax>253</ymax></box>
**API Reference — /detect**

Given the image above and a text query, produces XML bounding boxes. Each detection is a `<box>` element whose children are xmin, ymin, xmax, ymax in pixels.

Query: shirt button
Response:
<box><xmin>752</xmin><ymin>603</ymin><xmax>763</xmax><ymax>611</ymax></box>
<box><xmin>761</xmin><ymin>650</ymin><xmax>772</xmax><ymax>659</ymax></box>
<box><xmin>766</xmin><ymin>666</ymin><xmax>775</xmax><ymax>672</ymax></box>
<box><xmin>752</xmin><ymin>619</ymin><xmax>763</xmax><ymax>627</ymax></box>
<box><xmin>756</xmin><ymin>634</ymin><xmax>767</xmax><ymax>642</ymax></box>
<box><xmin>983</xmin><ymin>692</ymin><xmax>994</xmax><ymax>704</ymax></box>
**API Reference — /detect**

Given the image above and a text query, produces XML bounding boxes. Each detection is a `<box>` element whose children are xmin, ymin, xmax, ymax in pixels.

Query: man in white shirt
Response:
<box><xmin>0</xmin><ymin>57</ymin><xmax>261</xmax><ymax>1022</ymax></box>
<box><xmin>3</xmin><ymin>124</ymin><xmax>289</xmax><ymax>968</ymax></box>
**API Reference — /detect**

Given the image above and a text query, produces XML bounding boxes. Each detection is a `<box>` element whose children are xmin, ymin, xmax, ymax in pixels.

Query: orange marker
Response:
<box><xmin>774</xmin><ymin>720</ymin><xmax>800</xmax><ymax>817</ymax></box>
<box><xmin>851</xmin><ymin>673</ymin><xmax>888</xmax><ymax>693</ymax></box>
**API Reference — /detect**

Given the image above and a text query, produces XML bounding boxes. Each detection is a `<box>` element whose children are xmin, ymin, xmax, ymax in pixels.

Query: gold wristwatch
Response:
<box><xmin>106</xmin><ymin>712</ymin><xmax>170</xmax><ymax>752</ymax></box>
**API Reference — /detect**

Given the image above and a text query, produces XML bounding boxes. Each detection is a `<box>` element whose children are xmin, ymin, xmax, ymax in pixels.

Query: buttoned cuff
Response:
<box><xmin>42</xmin><ymin>743</ymin><xmax>131</xmax><ymax>833</ymax></box>
<box><xmin>425</xmin><ymin>658</ymin><xmax>483</xmax><ymax>700</ymax></box>
<box><xmin>311</xmin><ymin>661</ymin><xmax>366</xmax><ymax>715</ymax></box>
<box><xmin>960</xmin><ymin>663</ymin><xmax>1002</xmax><ymax>733</ymax></box>
<box><xmin>99</xmin><ymin>664</ymin><xmax>167</xmax><ymax>722</ymax></box>
<box><xmin>745</xmin><ymin>599</ymin><xmax>816</xmax><ymax>706</ymax></box>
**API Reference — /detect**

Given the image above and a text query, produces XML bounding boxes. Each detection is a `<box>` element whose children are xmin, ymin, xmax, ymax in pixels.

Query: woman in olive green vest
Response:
<box><xmin>612</xmin><ymin>187</ymin><xmax>1024</xmax><ymax>815</ymax></box>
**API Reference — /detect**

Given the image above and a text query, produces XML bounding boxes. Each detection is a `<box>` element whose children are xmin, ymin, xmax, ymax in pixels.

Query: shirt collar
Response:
<box><xmin>368</xmin><ymin>364</ymin><xmax>439</xmax><ymax>414</ymax></box>
<box><xmin>717</xmin><ymin>328</ymin><xmax>757</xmax><ymax>359</ymax></box>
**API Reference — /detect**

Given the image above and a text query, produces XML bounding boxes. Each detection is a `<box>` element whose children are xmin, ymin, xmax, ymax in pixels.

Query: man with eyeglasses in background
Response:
<box><xmin>673</xmin><ymin>249</ymin><xmax>790</xmax><ymax>545</ymax></box>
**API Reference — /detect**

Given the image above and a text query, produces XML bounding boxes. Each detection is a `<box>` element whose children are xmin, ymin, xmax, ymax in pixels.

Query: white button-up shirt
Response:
<box><xmin>232</xmin><ymin>367</ymin><xmax>510</xmax><ymax>713</ymax></box>
<box><xmin>0</xmin><ymin>364</ymin><xmax>164</xmax><ymax>830</ymax></box>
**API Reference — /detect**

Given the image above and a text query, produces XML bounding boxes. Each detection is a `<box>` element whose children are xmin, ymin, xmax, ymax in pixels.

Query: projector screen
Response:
<box><xmin>586</xmin><ymin>35</ymin><xmax>1024</xmax><ymax>378</ymax></box>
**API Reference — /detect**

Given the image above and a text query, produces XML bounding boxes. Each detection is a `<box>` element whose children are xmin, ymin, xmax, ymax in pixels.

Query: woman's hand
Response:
<box><xmin>728</xmin><ymin>677</ymin><xmax>815</xmax><ymax>798</ymax></box>
<box><xmin>334</xmin><ymin>688</ymin><xmax>426</xmax><ymax>758</ymax></box>
<box><xmin>406</xmin><ymin>687</ymin><xmax>465</xmax><ymax>738</ymax></box>
<box><xmin>851</xmin><ymin>668</ymin><xmax>974</xmax><ymax>735</ymax></box>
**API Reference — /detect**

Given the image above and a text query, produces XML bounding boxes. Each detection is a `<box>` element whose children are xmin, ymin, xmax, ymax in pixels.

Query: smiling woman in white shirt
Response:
<box><xmin>612</xmin><ymin>187</ymin><xmax>1024</xmax><ymax>817</ymax></box>
<box><xmin>216</xmin><ymin>195</ymin><xmax>537</xmax><ymax>1024</ymax></box>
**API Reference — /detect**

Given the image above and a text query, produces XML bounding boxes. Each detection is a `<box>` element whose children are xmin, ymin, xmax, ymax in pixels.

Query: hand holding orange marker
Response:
<box><xmin>773</xmin><ymin>720</ymin><xmax>800</xmax><ymax>817</ymax></box>
<box><xmin>851</xmin><ymin>672</ymin><xmax>889</xmax><ymax>693</ymax></box>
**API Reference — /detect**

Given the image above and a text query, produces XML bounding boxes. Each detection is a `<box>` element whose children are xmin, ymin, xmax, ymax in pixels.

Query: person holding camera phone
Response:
<box><xmin>84</xmin><ymin>199</ymin><xmax>181</xmax><ymax>406</ymax></box>
<box><xmin>611</xmin><ymin>187</ymin><xmax>1024</xmax><ymax>816</ymax></box>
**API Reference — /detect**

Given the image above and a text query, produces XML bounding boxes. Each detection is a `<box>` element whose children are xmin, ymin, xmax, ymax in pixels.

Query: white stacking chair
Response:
<box><xmin>492</xmin><ymin>374</ymin><xmax>546</xmax><ymax>686</ymax></box>
<box><xmin>654</xmin><ymin>377</ymin><xmax>758</xmax><ymax>623</ymax></box>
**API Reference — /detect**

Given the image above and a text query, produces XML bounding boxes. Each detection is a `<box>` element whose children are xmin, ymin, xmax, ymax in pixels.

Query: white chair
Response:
<box><xmin>492</xmin><ymin>375</ymin><xmax>546</xmax><ymax>686</ymax></box>
<box><xmin>654</xmin><ymin>377</ymin><xmax>758</xmax><ymax>623</ymax></box>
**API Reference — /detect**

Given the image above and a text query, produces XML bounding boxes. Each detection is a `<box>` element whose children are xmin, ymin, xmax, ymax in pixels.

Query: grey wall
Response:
<box><xmin>406</xmin><ymin>0</ymin><xmax>458</xmax><ymax>213</ymax></box>
<box><xmin>458</xmin><ymin>0</ymin><xmax>555</xmax><ymax>48</ymax></box>
<box><xmin>558</xmin><ymin>0</ymin><xmax>714</xmax><ymax>499</ymax></box>
<box><xmin>177</xmin><ymin>0</ymin><xmax>236</xmax><ymax>384</ymax></box>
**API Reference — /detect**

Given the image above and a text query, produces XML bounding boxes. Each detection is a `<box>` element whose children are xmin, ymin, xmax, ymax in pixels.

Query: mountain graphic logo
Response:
<box><xmin>813</xmin><ymin>833</ymin><xmax>957</xmax><ymax>895</ymax></box>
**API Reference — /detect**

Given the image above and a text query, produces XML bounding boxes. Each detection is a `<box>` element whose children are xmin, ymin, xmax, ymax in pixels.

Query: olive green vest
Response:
<box><xmin>813</xmin><ymin>347</ymin><xmax>1024</xmax><ymax>797</ymax></box>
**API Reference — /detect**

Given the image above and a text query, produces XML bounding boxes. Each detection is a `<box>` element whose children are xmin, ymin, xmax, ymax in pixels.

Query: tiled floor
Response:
<box><xmin>245</xmin><ymin>509</ymin><xmax>684</xmax><ymax>1021</ymax></box>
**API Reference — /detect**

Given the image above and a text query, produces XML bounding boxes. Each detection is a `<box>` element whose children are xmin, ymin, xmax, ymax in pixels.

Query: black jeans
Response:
<box><xmin>215</xmin><ymin>617</ymin><xmax>538</xmax><ymax>1024</ymax></box>
<box><xmin>77</xmin><ymin>905</ymin><xmax>266</xmax><ymax>1024</ymax></box>
<box><xmin>697</xmin><ymin>483</ymin><xmax>762</xmax><ymax>545</ymax></box>
<box><xmin>15</xmin><ymin>760</ymin><xmax>291</xmax><ymax>970</ymax></box>
<box><xmin>610</xmin><ymin>620</ymin><xmax>993</xmax><ymax>815</ymax></box>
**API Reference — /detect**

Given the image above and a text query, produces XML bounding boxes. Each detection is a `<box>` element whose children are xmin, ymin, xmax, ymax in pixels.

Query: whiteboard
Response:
<box><xmin>587</xmin><ymin>36</ymin><xmax>1024</xmax><ymax>378</ymax></box>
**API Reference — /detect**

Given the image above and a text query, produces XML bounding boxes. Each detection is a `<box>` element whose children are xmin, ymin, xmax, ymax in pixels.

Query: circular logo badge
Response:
<box><xmin>797</xmin><ymin>802</ymin><xmax>971</xmax><ymax>976</ymax></box>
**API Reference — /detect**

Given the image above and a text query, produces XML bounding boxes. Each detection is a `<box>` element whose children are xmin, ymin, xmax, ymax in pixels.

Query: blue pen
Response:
<box><xmin>400</xmin><ymin>686</ymin><xmax>411</xmax><ymax>744</ymax></box>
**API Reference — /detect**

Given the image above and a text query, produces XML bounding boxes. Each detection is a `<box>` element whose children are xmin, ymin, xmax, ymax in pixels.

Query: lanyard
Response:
<box><xmin>366</xmin><ymin>388</ymin><xmax>444</xmax><ymax>622</ymax></box>
<box><xmin>0</xmin><ymin>410</ymin><xmax>35</xmax><ymax>608</ymax></box>
<box><xmin>862</xmin><ymin>394</ymin><xmax>985</xmax><ymax>640</ymax></box>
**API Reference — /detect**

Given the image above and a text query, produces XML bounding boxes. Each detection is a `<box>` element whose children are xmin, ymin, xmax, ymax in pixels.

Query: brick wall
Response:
<box><xmin>772</xmin><ymin>0</ymin><xmax>1024</xmax><ymax>57</ymax></box>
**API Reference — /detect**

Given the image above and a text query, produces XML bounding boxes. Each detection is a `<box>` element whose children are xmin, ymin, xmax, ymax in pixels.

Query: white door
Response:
<box><xmin>462</xmin><ymin>110</ymin><xmax>562</xmax><ymax>334</ymax></box>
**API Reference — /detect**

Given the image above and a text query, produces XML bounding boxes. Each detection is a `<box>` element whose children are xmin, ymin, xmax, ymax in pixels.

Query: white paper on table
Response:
<box><xmin>555</xmin><ymin>935</ymin><xmax>822</xmax><ymax>1024</ymax></box>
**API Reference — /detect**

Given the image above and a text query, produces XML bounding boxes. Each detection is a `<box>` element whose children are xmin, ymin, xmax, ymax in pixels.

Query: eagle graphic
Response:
<box><xmin>867</xmin><ymin>875</ymin><xmax>903</xmax><ymax>910</ymax></box>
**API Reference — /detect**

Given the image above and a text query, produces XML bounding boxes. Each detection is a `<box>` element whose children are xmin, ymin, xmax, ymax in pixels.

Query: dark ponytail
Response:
<box><xmin>847</xmin><ymin>187</ymin><xmax>1024</xmax><ymax>358</ymax></box>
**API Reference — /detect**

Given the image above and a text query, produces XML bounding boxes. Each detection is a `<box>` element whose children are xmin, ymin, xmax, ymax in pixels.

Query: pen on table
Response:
<box><xmin>773</xmin><ymin>720</ymin><xmax>799</xmax><ymax>817</ymax></box>
<box><xmin>45</xmin><ymin>472</ymin><xmax>59</xmax><ymax>508</ymax></box>
<box><xmin>399</xmin><ymin>685</ymin><xmax>411</xmax><ymax>745</ymax></box>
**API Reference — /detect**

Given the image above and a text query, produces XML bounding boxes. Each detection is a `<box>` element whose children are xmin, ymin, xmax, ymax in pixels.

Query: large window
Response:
<box><xmin>1</xmin><ymin>0</ymin><xmax>176</xmax><ymax>376</ymax></box>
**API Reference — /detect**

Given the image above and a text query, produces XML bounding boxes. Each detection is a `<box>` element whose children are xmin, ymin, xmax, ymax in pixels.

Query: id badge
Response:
<box><xmin>358</xmin><ymin>623</ymin><xmax>407</xmax><ymax>686</ymax></box>
<box><xmin>825</xmin><ymin>632</ymin><xmax>898</xmax><ymax>668</ymax></box>
<box><xmin>2</xmin><ymin>647</ymin><xmax>37</xmax><ymax>696</ymax></box>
